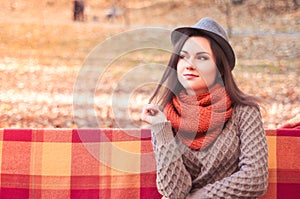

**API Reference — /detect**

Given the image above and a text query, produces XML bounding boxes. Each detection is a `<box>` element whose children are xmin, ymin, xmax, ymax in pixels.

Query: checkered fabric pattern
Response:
<box><xmin>0</xmin><ymin>128</ymin><xmax>299</xmax><ymax>198</ymax></box>
<box><xmin>262</xmin><ymin>128</ymin><xmax>300</xmax><ymax>199</ymax></box>
<box><xmin>0</xmin><ymin>128</ymin><xmax>161</xmax><ymax>199</ymax></box>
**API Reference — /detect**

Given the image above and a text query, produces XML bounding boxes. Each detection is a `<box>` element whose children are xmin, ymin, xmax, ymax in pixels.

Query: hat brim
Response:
<box><xmin>171</xmin><ymin>27</ymin><xmax>236</xmax><ymax>70</ymax></box>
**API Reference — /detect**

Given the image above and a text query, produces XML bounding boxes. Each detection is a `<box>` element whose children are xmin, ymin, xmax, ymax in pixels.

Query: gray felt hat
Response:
<box><xmin>171</xmin><ymin>17</ymin><xmax>236</xmax><ymax>70</ymax></box>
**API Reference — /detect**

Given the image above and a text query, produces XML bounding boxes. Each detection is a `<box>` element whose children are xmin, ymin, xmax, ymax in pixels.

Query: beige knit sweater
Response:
<box><xmin>150</xmin><ymin>104</ymin><xmax>268</xmax><ymax>199</ymax></box>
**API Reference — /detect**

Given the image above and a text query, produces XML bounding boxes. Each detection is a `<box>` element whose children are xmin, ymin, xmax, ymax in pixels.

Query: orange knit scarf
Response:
<box><xmin>164</xmin><ymin>84</ymin><xmax>232</xmax><ymax>150</ymax></box>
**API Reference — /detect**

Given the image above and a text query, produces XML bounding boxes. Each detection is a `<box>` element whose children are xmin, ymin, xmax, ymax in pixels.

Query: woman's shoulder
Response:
<box><xmin>232</xmin><ymin>103</ymin><xmax>262</xmax><ymax>123</ymax></box>
<box><xmin>233</xmin><ymin>103</ymin><xmax>260</xmax><ymax>114</ymax></box>
<box><xmin>228</xmin><ymin>104</ymin><xmax>265</xmax><ymax>140</ymax></box>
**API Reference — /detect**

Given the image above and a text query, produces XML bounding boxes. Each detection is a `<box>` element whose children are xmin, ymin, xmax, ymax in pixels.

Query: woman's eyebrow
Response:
<box><xmin>180</xmin><ymin>50</ymin><xmax>210</xmax><ymax>56</ymax></box>
<box><xmin>196</xmin><ymin>52</ymin><xmax>210</xmax><ymax>55</ymax></box>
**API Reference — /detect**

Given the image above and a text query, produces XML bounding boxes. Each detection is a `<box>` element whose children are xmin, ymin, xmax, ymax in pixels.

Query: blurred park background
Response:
<box><xmin>0</xmin><ymin>0</ymin><xmax>299</xmax><ymax>129</ymax></box>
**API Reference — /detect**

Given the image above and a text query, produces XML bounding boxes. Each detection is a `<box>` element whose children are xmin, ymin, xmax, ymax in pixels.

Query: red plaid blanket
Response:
<box><xmin>0</xmin><ymin>128</ymin><xmax>299</xmax><ymax>199</ymax></box>
<box><xmin>262</xmin><ymin>128</ymin><xmax>300</xmax><ymax>199</ymax></box>
<box><xmin>0</xmin><ymin>129</ymin><xmax>161</xmax><ymax>198</ymax></box>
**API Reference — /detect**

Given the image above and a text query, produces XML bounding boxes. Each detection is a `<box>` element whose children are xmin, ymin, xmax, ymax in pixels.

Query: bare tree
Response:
<box><xmin>293</xmin><ymin>0</ymin><xmax>299</xmax><ymax>9</ymax></box>
<box><xmin>232</xmin><ymin>0</ymin><xmax>244</xmax><ymax>5</ymax></box>
<box><xmin>119</xmin><ymin>1</ymin><xmax>130</xmax><ymax>26</ymax></box>
<box><xmin>215</xmin><ymin>0</ymin><xmax>233</xmax><ymax>37</ymax></box>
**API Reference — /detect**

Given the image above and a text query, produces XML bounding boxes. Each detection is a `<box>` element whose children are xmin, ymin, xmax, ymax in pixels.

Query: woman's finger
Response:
<box><xmin>141</xmin><ymin>104</ymin><xmax>165</xmax><ymax>124</ymax></box>
<box><xmin>142</xmin><ymin>104</ymin><xmax>160</xmax><ymax>116</ymax></box>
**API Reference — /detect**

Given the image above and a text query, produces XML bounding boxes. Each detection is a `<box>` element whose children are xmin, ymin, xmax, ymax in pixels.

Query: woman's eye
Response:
<box><xmin>196</xmin><ymin>56</ymin><xmax>208</xmax><ymax>61</ymax></box>
<box><xmin>179</xmin><ymin>54</ymin><xmax>186</xmax><ymax>59</ymax></box>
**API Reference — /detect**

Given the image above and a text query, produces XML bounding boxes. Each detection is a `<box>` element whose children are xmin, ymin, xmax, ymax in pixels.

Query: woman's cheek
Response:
<box><xmin>197</xmin><ymin>61</ymin><xmax>217</xmax><ymax>84</ymax></box>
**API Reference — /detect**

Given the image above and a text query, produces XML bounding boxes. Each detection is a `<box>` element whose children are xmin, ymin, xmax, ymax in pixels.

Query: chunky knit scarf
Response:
<box><xmin>164</xmin><ymin>84</ymin><xmax>232</xmax><ymax>150</ymax></box>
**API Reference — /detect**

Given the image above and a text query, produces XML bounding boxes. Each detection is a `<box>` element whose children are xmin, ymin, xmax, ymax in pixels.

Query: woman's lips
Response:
<box><xmin>184</xmin><ymin>74</ymin><xmax>199</xmax><ymax>79</ymax></box>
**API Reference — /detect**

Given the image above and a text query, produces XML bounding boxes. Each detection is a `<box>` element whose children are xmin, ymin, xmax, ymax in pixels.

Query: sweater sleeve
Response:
<box><xmin>187</xmin><ymin>105</ymin><xmax>269</xmax><ymax>199</ymax></box>
<box><xmin>151</xmin><ymin>121</ymin><xmax>192</xmax><ymax>199</ymax></box>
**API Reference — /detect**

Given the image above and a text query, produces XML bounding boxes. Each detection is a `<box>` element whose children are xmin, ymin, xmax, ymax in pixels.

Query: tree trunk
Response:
<box><xmin>225</xmin><ymin>2</ymin><xmax>232</xmax><ymax>38</ymax></box>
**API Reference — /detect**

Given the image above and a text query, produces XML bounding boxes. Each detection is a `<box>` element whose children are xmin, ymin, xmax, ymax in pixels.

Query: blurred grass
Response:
<box><xmin>0</xmin><ymin>22</ymin><xmax>125</xmax><ymax>65</ymax></box>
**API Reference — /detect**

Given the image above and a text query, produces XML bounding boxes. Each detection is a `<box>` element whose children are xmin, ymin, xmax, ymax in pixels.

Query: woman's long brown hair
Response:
<box><xmin>148</xmin><ymin>32</ymin><xmax>259</xmax><ymax>109</ymax></box>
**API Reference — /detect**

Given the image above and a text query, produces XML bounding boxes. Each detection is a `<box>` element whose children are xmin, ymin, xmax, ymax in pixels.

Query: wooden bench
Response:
<box><xmin>0</xmin><ymin>128</ymin><xmax>299</xmax><ymax>198</ymax></box>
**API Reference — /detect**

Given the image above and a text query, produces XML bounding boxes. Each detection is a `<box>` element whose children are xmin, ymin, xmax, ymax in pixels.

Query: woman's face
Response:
<box><xmin>177</xmin><ymin>36</ymin><xmax>217</xmax><ymax>95</ymax></box>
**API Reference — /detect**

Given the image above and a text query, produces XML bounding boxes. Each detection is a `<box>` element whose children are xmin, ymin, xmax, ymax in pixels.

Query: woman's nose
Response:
<box><xmin>184</xmin><ymin>59</ymin><xmax>196</xmax><ymax>70</ymax></box>
<box><xmin>186</xmin><ymin>64</ymin><xmax>196</xmax><ymax>70</ymax></box>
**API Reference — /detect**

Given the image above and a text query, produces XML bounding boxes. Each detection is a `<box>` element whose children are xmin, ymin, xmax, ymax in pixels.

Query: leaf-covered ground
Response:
<box><xmin>0</xmin><ymin>1</ymin><xmax>299</xmax><ymax>130</ymax></box>
<box><xmin>0</xmin><ymin>55</ymin><xmax>298</xmax><ymax>130</ymax></box>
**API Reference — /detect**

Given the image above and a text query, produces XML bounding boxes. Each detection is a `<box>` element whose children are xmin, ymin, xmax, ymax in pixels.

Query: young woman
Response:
<box><xmin>141</xmin><ymin>18</ymin><xmax>268</xmax><ymax>198</ymax></box>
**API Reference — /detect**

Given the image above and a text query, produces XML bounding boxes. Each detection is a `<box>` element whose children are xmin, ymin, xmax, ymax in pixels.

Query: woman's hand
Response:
<box><xmin>141</xmin><ymin>104</ymin><xmax>167</xmax><ymax>125</ymax></box>
<box><xmin>185</xmin><ymin>189</ymin><xmax>205</xmax><ymax>199</ymax></box>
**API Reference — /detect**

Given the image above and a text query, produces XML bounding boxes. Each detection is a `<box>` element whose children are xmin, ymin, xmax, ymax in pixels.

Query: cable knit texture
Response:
<box><xmin>164</xmin><ymin>84</ymin><xmax>232</xmax><ymax>150</ymax></box>
<box><xmin>151</xmin><ymin>104</ymin><xmax>268</xmax><ymax>199</ymax></box>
